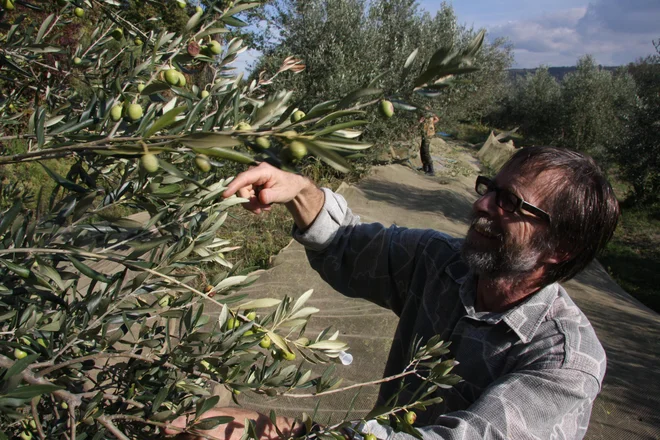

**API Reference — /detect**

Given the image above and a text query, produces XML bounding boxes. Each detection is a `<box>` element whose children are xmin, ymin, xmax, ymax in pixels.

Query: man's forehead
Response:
<box><xmin>495</xmin><ymin>168</ymin><xmax>561</xmax><ymax>200</ymax></box>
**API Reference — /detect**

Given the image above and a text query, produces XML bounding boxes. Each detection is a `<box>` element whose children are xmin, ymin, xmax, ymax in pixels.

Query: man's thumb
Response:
<box><xmin>258</xmin><ymin>188</ymin><xmax>275</xmax><ymax>205</ymax></box>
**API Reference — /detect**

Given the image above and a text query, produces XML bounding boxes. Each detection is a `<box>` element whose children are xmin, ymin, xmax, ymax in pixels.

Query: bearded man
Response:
<box><xmin>171</xmin><ymin>146</ymin><xmax>619</xmax><ymax>440</ymax></box>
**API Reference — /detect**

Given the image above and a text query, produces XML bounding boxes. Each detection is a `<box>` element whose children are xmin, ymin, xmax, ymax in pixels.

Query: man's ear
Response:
<box><xmin>543</xmin><ymin>244</ymin><xmax>572</xmax><ymax>265</ymax></box>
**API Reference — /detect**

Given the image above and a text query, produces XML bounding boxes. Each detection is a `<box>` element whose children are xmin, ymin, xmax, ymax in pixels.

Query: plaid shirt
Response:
<box><xmin>293</xmin><ymin>189</ymin><xmax>606</xmax><ymax>440</ymax></box>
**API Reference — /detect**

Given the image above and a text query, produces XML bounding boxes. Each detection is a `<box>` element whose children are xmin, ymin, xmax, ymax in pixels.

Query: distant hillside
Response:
<box><xmin>509</xmin><ymin>66</ymin><xmax>621</xmax><ymax>81</ymax></box>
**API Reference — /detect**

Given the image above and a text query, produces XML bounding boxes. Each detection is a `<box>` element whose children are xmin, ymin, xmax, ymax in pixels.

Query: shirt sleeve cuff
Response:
<box><xmin>292</xmin><ymin>187</ymin><xmax>358</xmax><ymax>252</ymax></box>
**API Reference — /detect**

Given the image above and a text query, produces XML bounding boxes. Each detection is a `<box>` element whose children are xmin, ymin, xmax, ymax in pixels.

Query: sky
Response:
<box><xmin>419</xmin><ymin>0</ymin><xmax>660</xmax><ymax>68</ymax></box>
<box><xmin>234</xmin><ymin>0</ymin><xmax>659</xmax><ymax>73</ymax></box>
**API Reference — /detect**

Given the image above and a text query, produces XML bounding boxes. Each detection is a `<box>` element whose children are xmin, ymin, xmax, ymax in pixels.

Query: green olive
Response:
<box><xmin>208</xmin><ymin>40</ymin><xmax>222</xmax><ymax>55</ymax></box>
<box><xmin>405</xmin><ymin>411</ymin><xmax>417</xmax><ymax>424</ymax></box>
<box><xmin>290</xmin><ymin>110</ymin><xmax>306</xmax><ymax>122</ymax></box>
<box><xmin>110</xmin><ymin>105</ymin><xmax>123</xmax><ymax>122</ymax></box>
<box><xmin>255</xmin><ymin>136</ymin><xmax>271</xmax><ymax>149</ymax></box>
<box><xmin>126</xmin><ymin>104</ymin><xmax>143</xmax><ymax>121</ymax></box>
<box><xmin>259</xmin><ymin>335</ymin><xmax>271</xmax><ymax>349</ymax></box>
<box><xmin>111</xmin><ymin>28</ymin><xmax>123</xmax><ymax>41</ymax></box>
<box><xmin>141</xmin><ymin>153</ymin><xmax>159</xmax><ymax>173</ymax></box>
<box><xmin>14</xmin><ymin>348</ymin><xmax>28</xmax><ymax>359</ymax></box>
<box><xmin>73</xmin><ymin>7</ymin><xmax>84</xmax><ymax>17</ymax></box>
<box><xmin>288</xmin><ymin>140</ymin><xmax>308</xmax><ymax>160</ymax></box>
<box><xmin>194</xmin><ymin>154</ymin><xmax>212</xmax><ymax>173</ymax></box>
<box><xmin>380</xmin><ymin>99</ymin><xmax>394</xmax><ymax>118</ymax></box>
<box><xmin>164</xmin><ymin>69</ymin><xmax>180</xmax><ymax>86</ymax></box>
<box><xmin>226</xmin><ymin>317</ymin><xmax>240</xmax><ymax>329</ymax></box>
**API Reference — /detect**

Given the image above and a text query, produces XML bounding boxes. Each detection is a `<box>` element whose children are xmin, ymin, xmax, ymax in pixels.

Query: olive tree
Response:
<box><xmin>251</xmin><ymin>0</ymin><xmax>511</xmax><ymax>145</ymax></box>
<box><xmin>506</xmin><ymin>66</ymin><xmax>562</xmax><ymax>143</ymax></box>
<box><xmin>559</xmin><ymin>55</ymin><xmax>637</xmax><ymax>159</ymax></box>
<box><xmin>0</xmin><ymin>1</ymin><xmax>481</xmax><ymax>438</ymax></box>
<box><xmin>613</xmin><ymin>42</ymin><xmax>660</xmax><ymax>204</ymax></box>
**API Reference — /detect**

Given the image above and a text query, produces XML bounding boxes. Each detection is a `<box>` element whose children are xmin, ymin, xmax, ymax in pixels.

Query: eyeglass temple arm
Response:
<box><xmin>521</xmin><ymin>201</ymin><xmax>551</xmax><ymax>222</ymax></box>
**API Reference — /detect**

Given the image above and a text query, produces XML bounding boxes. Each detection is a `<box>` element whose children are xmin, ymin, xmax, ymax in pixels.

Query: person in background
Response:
<box><xmin>419</xmin><ymin>114</ymin><xmax>439</xmax><ymax>175</ymax></box>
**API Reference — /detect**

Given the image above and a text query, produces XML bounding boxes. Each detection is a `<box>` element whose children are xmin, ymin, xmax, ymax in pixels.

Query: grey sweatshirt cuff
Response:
<box><xmin>292</xmin><ymin>187</ymin><xmax>358</xmax><ymax>252</ymax></box>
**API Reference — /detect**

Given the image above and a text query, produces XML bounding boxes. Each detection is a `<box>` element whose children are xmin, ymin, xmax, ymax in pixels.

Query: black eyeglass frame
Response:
<box><xmin>475</xmin><ymin>175</ymin><xmax>551</xmax><ymax>223</ymax></box>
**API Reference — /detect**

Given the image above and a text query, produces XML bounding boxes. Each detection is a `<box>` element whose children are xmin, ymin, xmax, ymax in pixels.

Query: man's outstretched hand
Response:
<box><xmin>164</xmin><ymin>407</ymin><xmax>300</xmax><ymax>440</ymax></box>
<box><xmin>222</xmin><ymin>162</ymin><xmax>325</xmax><ymax>231</ymax></box>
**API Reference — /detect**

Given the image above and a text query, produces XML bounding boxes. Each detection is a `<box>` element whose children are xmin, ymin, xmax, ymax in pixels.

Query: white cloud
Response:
<box><xmin>488</xmin><ymin>1</ymin><xmax>658</xmax><ymax>67</ymax></box>
<box><xmin>233</xmin><ymin>48</ymin><xmax>262</xmax><ymax>76</ymax></box>
<box><xmin>577</xmin><ymin>0</ymin><xmax>660</xmax><ymax>35</ymax></box>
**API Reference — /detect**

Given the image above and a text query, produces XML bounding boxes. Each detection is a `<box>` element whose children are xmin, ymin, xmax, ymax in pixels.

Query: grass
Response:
<box><xmin>222</xmin><ymin>204</ymin><xmax>295</xmax><ymax>270</ymax></box>
<box><xmin>599</xmin><ymin>204</ymin><xmax>660</xmax><ymax>313</ymax></box>
<box><xmin>0</xmin><ymin>140</ymin><xmax>74</xmax><ymax>211</ymax></box>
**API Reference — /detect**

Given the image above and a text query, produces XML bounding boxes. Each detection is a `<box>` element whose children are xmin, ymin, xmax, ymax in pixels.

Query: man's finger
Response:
<box><xmin>237</xmin><ymin>186</ymin><xmax>254</xmax><ymax>200</ymax></box>
<box><xmin>223</xmin><ymin>163</ymin><xmax>272</xmax><ymax>198</ymax></box>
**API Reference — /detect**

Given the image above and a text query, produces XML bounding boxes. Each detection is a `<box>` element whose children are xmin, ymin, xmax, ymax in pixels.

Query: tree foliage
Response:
<box><xmin>559</xmin><ymin>55</ymin><xmax>637</xmax><ymax>159</ymax></box>
<box><xmin>0</xmin><ymin>0</ymin><xmax>482</xmax><ymax>438</ymax></box>
<box><xmin>613</xmin><ymin>42</ymin><xmax>660</xmax><ymax>204</ymax></box>
<box><xmin>504</xmin><ymin>66</ymin><xmax>562</xmax><ymax>142</ymax></box>
<box><xmin>251</xmin><ymin>0</ymin><xmax>512</xmax><ymax>145</ymax></box>
<box><xmin>494</xmin><ymin>56</ymin><xmax>637</xmax><ymax>156</ymax></box>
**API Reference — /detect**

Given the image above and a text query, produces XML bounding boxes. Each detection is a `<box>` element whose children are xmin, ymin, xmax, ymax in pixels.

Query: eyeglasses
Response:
<box><xmin>475</xmin><ymin>176</ymin><xmax>551</xmax><ymax>223</ymax></box>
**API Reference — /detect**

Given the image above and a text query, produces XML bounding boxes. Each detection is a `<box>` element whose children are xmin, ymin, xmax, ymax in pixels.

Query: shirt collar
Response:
<box><xmin>445</xmin><ymin>260</ymin><xmax>559</xmax><ymax>343</ymax></box>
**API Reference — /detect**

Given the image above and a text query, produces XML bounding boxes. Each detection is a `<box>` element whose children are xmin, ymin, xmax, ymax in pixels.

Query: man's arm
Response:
<box><xmin>169</xmin><ymin>369</ymin><xmax>598</xmax><ymax>440</ymax></box>
<box><xmin>364</xmin><ymin>368</ymin><xmax>599</xmax><ymax>440</ymax></box>
<box><xmin>224</xmin><ymin>163</ymin><xmax>443</xmax><ymax>311</ymax></box>
<box><xmin>165</xmin><ymin>406</ymin><xmax>301</xmax><ymax>439</ymax></box>
<box><xmin>222</xmin><ymin>162</ymin><xmax>324</xmax><ymax>231</ymax></box>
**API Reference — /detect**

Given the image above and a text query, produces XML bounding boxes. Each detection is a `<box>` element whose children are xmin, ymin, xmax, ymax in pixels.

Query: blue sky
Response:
<box><xmin>236</xmin><ymin>0</ymin><xmax>659</xmax><ymax>72</ymax></box>
<box><xmin>418</xmin><ymin>0</ymin><xmax>659</xmax><ymax>67</ymax></box>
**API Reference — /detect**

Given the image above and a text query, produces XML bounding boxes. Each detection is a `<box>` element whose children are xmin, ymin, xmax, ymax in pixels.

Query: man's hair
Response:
<box><xmin>500</xmin><ymin>146</ymin><xmax>620</xmax><ymax>284</ymax></box>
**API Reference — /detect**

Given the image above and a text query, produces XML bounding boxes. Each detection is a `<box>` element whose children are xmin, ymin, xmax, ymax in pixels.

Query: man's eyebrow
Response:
<box><xmin>495</xmin><ymin>178</ymin><xmax>528</xmax><ymax>200</ymax></box>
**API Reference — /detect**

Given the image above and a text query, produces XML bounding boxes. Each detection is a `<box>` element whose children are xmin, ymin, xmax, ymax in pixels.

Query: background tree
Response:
<box><xmin>0</xmin><ymin>1</ymin><xmax>480</xmax><ymax>438</ymax></box>
<box><xmin>505</xmin><ymin>66</ymin><xmax>562</xmax><ymax>143</ymax></box>
<box><xmin>251</xmin><ymin>0</ymin><xmax>512</xmax><ymax>148</ymax></box>
<box><xmin>558</xmin><ymin>55</ymin><xmax>637</xmax><ymax>160</ymax></box>
<box><xmin>612</xmin><ymin>41</ymin><xmax>660</xmax><ymax>204</ymax></box>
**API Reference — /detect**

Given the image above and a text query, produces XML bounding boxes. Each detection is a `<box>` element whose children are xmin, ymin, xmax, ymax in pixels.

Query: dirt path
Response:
<box><xmin>237</xmin><ymin>139</ymin><xmax>660</xmax><ymax>439</ymax></box>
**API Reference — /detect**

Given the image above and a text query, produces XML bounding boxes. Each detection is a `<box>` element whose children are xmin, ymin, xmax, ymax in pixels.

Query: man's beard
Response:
<box><xmin>461</xmin><ymin>216</ymin><xmax>546</xmax><ymax>278</ymax></box>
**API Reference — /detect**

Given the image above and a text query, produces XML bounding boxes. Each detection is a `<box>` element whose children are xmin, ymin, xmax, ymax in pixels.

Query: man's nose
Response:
<box><xmin>473</xmin><ymin>190</ymin><xmax>498</xmax><ymax>215</ymax></box>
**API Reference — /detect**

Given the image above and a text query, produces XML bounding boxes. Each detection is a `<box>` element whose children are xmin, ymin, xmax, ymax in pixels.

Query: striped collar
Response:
<box><xmin>446</xmin><ymin>260</ymin><xmax>559</xmax><ymax>343</ymax></box>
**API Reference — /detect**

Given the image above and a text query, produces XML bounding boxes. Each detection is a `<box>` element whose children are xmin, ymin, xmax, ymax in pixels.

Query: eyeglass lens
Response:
<box><xmin>476</xmin><ymin>178</ymin><xmax>519</xmax><ymax>213</ymax></box>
